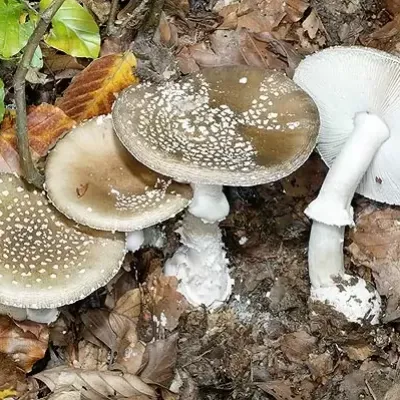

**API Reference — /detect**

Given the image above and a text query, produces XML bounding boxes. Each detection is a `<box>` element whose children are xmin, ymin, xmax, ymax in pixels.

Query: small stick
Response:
<box><xmin>14</xmin><ymin>0</ymin><xmax>66</xmax><ymax>188</ymax></box>
<box><xmin>107</xmin><ymin>0</ymin><xmax>119</xmax><ymax>35</ymax></box>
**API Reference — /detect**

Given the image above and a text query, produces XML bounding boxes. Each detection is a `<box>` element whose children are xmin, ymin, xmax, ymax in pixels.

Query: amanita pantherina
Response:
<box><xmin>293</xmin><ymin>46</ymin><xmax>400</xmax><ymax>324</ymax></box>
<box><xmin>0</xmin><ymin>173</ymin><xmax>125</xmax><ymax>323</ymax></box>
<box><xmin>44</xmin><ymin>115</ymin><xmax>192</xmax><ymax>251</ymax></box>
<box><xmin>112</xmin><ymin>65</ymin><xmax>319</xmax><ymax>308</ymax></box>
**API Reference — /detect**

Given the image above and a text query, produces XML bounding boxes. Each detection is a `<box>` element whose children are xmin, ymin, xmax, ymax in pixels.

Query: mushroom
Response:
<box><xmin>292</xmin><ymin>46</ymin><xmax>400</xmax><ymax>324</ymax></box>
<box><xmin>0</xmin><ymin>173</ymin><xmax>125</xmax><ymax>323</ymax></box>
<box><xmin>44</xmin><ymin>114</ymin><xmax>192</xmax><ymax>251</ymax></box>
<box><xmin>112</xmin><ymin>65</ymin><xmax>319</xmax><ymax>308</ymax></box>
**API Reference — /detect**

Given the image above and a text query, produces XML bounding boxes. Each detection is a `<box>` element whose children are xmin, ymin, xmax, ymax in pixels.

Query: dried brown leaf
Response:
<box><xmin>81</xmin><ymin>310</ymin><xmax>117</xmax><ymax>350</ymax></box>
<box><xmin>349</xmin><ymin>207</ymin><xmax>400</xmax><ymax>303</ymax></box>
<box><xmin>0</xmin><ymin>353</ymin><xmax>25</xmax><ymax>393</ymax></box>
<box><xmin>343</xmin><ymin>343</ymin><xmax>374</xmax><ymax>361</ymax></box>
<box><xmin>302</xmin><ymin>8</ymin><xmax>321</xmax><ymax>39</ymax></box>
<box><xmin>189</xmin><ymin>30</ymin><xmax>244</xmax><ymax>67</ymax></box>
<box><xmin>113</xmin><ymin>341</ymin><xmax>147</xmax><ymax>375</ymax></box>
<box><xmin>280</xmin><ymin>331</ymin><xmax>317</xmax><ymax>364</ymax></box>
<box><xmin>285</xmin><ymin>0</ymin><xmax>309</xmax><ymax>22</ymax></box>
<box><xmin>158</xmin><ymin>12</ymin><xmax>178</xmax><ymax>48</ymax></box>
<box><xmin>0</xmin><ymin>316</ymin><xmax>49</xmax><ymax>372</ymax></box>
<box><xmin>306</xmin><ymin>353</ymin><xmax>333</xmax><ymax>378</ymax></box>
<box><xmin>34</xmin><ymin>367</ymin><xmax>156</xmax><ymax>399</ymax></box>
<box><xmin>77</xmin><ymin>341</ymin><xmax>109</xmax><ymax>371</ymax></box>
<box><xmin>257</xmin><ymin>380</ymin><xmax>306</xmax><ymax>400</ymax></box>
<box><xmin>139</xmin><ymin>334</ymin><xmax>178</xmax><ymax>386</ymax></box>
<box><xmin>43</xmin><ymin>48</ymin><xmax>85</xmax><ymax>73</ymax></box>
<box><xmin>114</xmin><ymin>289</ymin><xmax>141</xmax><ymax>321</ymax></box>
<box><xmin>47</xmin><ymin>390</ymin><xmax>81</xmax><ymax>400</ymax></box>
<box><xmin>81</xmin><ymin>0</ymin><xmax>110</xmax><ymax>23</ymax></box>
<box><xmin>176</xmin><ymin>47</ymin><xmax>200</xmax><ymax>74</ymax></box>
<box><xmin>145</xmin><ymin>269</ymin><xmax>188</xmax><ymax>331</ymax></box>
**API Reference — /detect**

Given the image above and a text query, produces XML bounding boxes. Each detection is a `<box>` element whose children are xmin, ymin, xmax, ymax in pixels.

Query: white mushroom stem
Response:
<box><xmin>164</xmin><ymin>213</ymin><xmax>233</xmax><ymax>308</ymax></box>
<box><xmin>307</xmin><ymin>112</ymin><xmax>390</xmax><ymax>288</ymax></box>
<box><xmin>306</xmin><ymin>112</ymin><xmax>389</xmax><ymax>324</ymax></box>
<box><xmin>305</xmin><ymin>112</ymin><xmax>390</xmax><ymax>226</ymax></box>
<box><xmin>126</xmin><ymin>230</ymin><xmax>145</xmax><ymax>253</ymax></box>
<box><xmin>188</xmin><ymin>184</ymin><xmax>230</xmax><ymax>223</ymax></box>
<box><xmin>164</xmin><ymin>184</ymin><xmax>232</xmax><ymax>308</ymax></box>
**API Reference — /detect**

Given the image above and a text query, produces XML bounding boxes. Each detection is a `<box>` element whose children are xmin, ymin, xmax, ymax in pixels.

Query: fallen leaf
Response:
<box><xmin>139</xmin><ymin>334</ymin><xmax>178</xmax><ymax>386</ymax></box>
<box><xmin>43</xmin><ymin>48</ymin><xmax>85</xmax><ymax>73</ymax></box>
<box><xmin>77</xmin><ymin>341</ymin><xmax>109</xmax><ymax>371</ymax></box>
<box><xmin>0</xmin><ymin>353</ymin><xmax>25</xmax><ymax>393</ymax></box>
<box><xmin>0</xmin><ymin>104</ymin><xmax>75</xmax><ymax>174</ymax></box>
<box><xmin>349</xmin><ymin>207</ymin><xmax>400</xmax><ymax>304</ymax></box>
<box><xmin>302</xmin><ymin>8</ymin><xmax>321</xmax><ymax>39</ymax></box>
<box><xmin>34</xmin><ymin>367</ymin><xmax>156</xmax><ymax>399</ymax></box>
<box><xmin>56</xmin><ymin>52</ymin><xmax>139</xmax><ymax>122</ymax></box>
<box><xmin>188</xmin><ymin>30</ymin><xmax>244</xmax><ymax>67</ymax></box>
<box><xmin>114</xmin><ymin>288</ymin><xmax>141</xmax><ymax>321</ymax></box>
<box><xmin>285</xmin><ymin>0</ymin><xmax>309</xmax><ymax>22</ymax></box>
<box><xmin>144</xmin><ymin>269</ymin><xmax>188</xmax><ymax>331</ymax></box>
<box><xmin>343</xmin><ymin>343</ymin><xmax>374</xmax><ymax>361</ymax></box>
<box><xmin>81</xmin><ymin>0</ymin><xmax>111</xmax><ymax>23</ymax></box>
<box><xmin>46</xmin><ymin>391</ymin><xmax>81</xmax><ymax>400</ymax></box>
<box><xmin>385</xmin><ymin>0</ymin><xmax>400</xmax><ymax>14</ymax></box>
<box><xmin>306</xmin><ymin>353</ymin><xmax>333</xmax><ymax>378</ymax></box>
<box><xmin>257</xmin><ymin>380</ymin><xmax>306</xmax><ymax>400</ymax></box>
<box><xmin>280</xmin><ymin>331</ymin><xmax>317</xmax><ymax>364</ymax></box>
<box><xmin>0</xmin><ymin>316</ymin><xmax>49</xmax><ymax>372</ymax></box>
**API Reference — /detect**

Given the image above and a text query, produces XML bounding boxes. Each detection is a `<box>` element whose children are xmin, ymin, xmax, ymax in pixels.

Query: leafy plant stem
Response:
<box><xmin>14</xmin><ymin>0</ymin><xmax>66</xmax><ymax>188</ymax></box>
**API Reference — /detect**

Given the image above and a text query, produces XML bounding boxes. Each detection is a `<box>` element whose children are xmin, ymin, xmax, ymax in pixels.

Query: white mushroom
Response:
<box><xmin>293</xmin><ymin>46</ymin><xmax>400</xmax><ymax>324</ymax></box>
<box><xmin>112</xmin><ymin>65</ymin><xmax>319</xmax><ymax>308</ymax></box>
<box><xmin>0</xmin><ymin>173</ymin><xmax>126</xmax><ymax>323</ymax></box>
<box><xmin>44</xmin><ymin>115</ymin><xmax>192</xmax><ymax>249</ymax></box>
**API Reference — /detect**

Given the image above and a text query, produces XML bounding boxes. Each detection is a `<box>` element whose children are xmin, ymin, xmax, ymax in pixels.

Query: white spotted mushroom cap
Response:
<box><xmin>44</xmin><ymin>115</ymin><xmax>192</xmax><ymax>232</ymax></box>
<box><xmin>112</xmin><ymin>65</ymin><xmax>320</xmax><ymax>186</ymax></box>
<box><xmin>293</xmin><ymin>46</ymin><xmax>400</xmax><ymax>205</ymax></box>
<box><xmin>0</xmin><ymin>173</ymin><xmax>126</xmax><ymax>309</ymax></box>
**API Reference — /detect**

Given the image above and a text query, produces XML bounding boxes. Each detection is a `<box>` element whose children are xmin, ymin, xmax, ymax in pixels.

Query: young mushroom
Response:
<box><xmin>0</xmin><ymin>173</ymin><xmax>126</xmax><ymax>323</ymax></box>
<box><xmin>292</xmin><ymin>46</ymin><xmax>400</xmax><ymax>324</ymax></box>
<box><xmin>44</xmin><ymin>115</ymin><xmax>192</xmax><ymax>251</ymax></box>
<box><xmin>112</xmin><ymin>65</ymin><xmax>319</xmax><ymax>308</ymax></box>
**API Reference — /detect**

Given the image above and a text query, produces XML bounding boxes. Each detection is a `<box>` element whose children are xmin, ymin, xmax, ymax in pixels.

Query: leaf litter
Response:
<box><xmin>1</xmin><ymin>0</ymin><xmax>400</xmax><ymax>398</ymax></box>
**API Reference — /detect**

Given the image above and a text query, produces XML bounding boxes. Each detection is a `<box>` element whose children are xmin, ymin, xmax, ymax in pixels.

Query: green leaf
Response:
<box><xmin>40</xmin><ymin>0</ymin><xmax>100</xmax><ymax>58</ymax></box>
<box><xmin>0</xmin><ymin>79</ymin><xmax>5</xmax><ymax>123</ymax></box>
<box><xmin>31</xmin><ymin>45</ymin><xmax>43</xmax><ymax>69</ymax></box>
<box><xmin>0</xmin><ymin>0</ymin><xmax>34</xmax><ymax>58</ymax></box>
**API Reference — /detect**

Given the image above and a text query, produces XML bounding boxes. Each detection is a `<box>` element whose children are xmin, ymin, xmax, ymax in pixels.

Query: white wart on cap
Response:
<box><xmin>112</xmin><ymin>65</ymin><xmax>320</xmax><ymax>186</ymax></box>
<box><xmin>293</xmin><ymin>46</ymin><xmax>400</xmax><ymax>205</ymax></box>
<box><xmin>45</xmin><ymin>115</ymin><xmax>192</xmax><ymax>232</ymax></box>
<box><xmin>0</xmin><ymin>173</ymin><xmax>125</xmax><ymax>309</ymax></box>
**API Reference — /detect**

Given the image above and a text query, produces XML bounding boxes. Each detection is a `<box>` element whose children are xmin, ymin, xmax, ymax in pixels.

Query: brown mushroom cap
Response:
<box><xmin>45</xmin><ymin>115</ymin><xmax>192</xmax><ymax>232</ymax></box>
<box><xmin>112</xmin><ymin>65</ymin><xmax>320</xmax><ymax>186</ymax></box>
<box><xmin>0</xmin><ymin>173</ymin><xmax>125</xmax><ymax>309</ymax></box>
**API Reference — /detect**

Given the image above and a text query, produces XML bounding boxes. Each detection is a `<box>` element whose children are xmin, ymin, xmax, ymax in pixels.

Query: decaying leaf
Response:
<box><xmin>114</xmin><ymin>288</ymin><xmax>141</xmax><ymax>321</ymax></box>
<box><xmin>0</xmin><ymin>104</ymin><xmax>75</xmax><ymax>174</ymax></box>
<box><xmin>280</xmin><ymin>331</ymin><xmax>317</xmax><ymax>364</ymax></box>
<box><xmin>144</xmin><ymin>268</ymin><xmax>188</xmax><ymax>331</ymax></box>
<box><xmin>43</xmin><ymin>48</ymin><xmax>85</xmax><ymax>73</ymax></box>
<box><xmin>46</xmin><ymin>390</ymin><xmax>81</xmax><ymax>400</ymax></box>
<box><xmin>257</xmin><ymin>380</ymin><xmax>306</xmax><ymax>400</ymax></box>
<box><xmin>343</xmin><ymin>342</ymin><xmax>374</xmax><ymax>361</ymax></box>
<box><xmin>34</xmin><ymin>367</ymin><xmax>156</xmax><ymax>399</ymax></box>
<box><xmin>56</xmin><ymin>52</ymin><xmax>139</xmax><ymax>122</ymax></box>
<box><xmin>349</xmin><ymin>207</ymin><xmax>400</xmax><ymax>303</ymax></box>
<box><xmin>302</xmin><ymin>8</ymin><xmax>321</xmax><ymax>39</ymax></box>
<box><xmin>0</xmin><ymin>316</ymin><xmax>49</xmax><ymax>372</ymax></box>
<box><xmin>139</xmin><ymin>334</ymin><xmax>178</xmax><ymax>386</ymax></box>
<box><xmin>0</xmin><ymin>353</ymin><xmax>25</xmax><ymax>394</ymax></box>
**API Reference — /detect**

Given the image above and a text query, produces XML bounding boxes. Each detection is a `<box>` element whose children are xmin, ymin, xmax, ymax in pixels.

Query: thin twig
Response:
<box><xmin>14</xmin><ymin>0</ymin><xmax>66</xmax><ymax>188</ymax></box>
<box><xmin>107</xmin><ymin>0</ymin><xmax>119</xmax><ymax>35</ymax></box>
<box><xmin>365</xmin><ymin>379</ymin><xmax>378</xmax><ymax>400</ymax></box>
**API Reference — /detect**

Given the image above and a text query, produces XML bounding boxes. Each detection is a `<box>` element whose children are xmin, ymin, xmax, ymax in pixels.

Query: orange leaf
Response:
<box><xmin>0</xmin><ymin>316</ymin><xmax>49</xmax><ymax>372</ymax></box>
<box><xmin>56</xmin><ymin>51</ymin><xmax>139</xmax><ymax>122</ymax></box>
<box><xmin>0</xmin><ymin>104</ymin><xmax>75</xmax><ymax>174</ymax></box>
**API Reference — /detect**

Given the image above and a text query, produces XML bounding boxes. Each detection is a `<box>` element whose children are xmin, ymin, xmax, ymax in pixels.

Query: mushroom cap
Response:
<box><xmin>0</xmin><ymin>173</ymin><xmax>125</xmax><ymax>309</ymax></box>
<box><xmin>45</xmin><ymin>115</ymin><xmax>192</xmax><ymax>232</ymax></box>
<box><xmin>112</xmin><ymin>65</ymin><xmax>319</xmax><ymax>186</ymax></box>
<box><xmin>293</xmin><ymin>46</ymin><xmax>400</xmax><ymax>205</ymax></box>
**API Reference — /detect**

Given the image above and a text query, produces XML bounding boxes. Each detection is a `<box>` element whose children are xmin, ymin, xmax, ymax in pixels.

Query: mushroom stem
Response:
<box><xmin>164</xmin><ymin>213</ymin><xmax>233</xmax><ymax>308</ymax></box>
<box><xmin>308</xmin><ymin>222</ymin><xmax>345</xmax><ymax>288</ymax></box>
<box><xmin>305</xmin><ymin>112</ymin><xmax>390</xmax><ymax>226</ymax></box>
<box><xmin>188</xmin><ymin>184</ymin><xmax>230</xmax><ymax>223</ymax></box>
<box><xmin>126</xmin><ymin>230</ymin><xmax>145</xmax><ymax>253</ymax></box>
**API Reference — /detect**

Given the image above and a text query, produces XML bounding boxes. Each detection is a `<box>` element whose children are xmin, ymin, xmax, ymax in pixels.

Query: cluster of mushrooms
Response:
<box><xmin>1</xmin><ymin>45</ymin><xmax>397</xmax><ymax>325</ymax></box>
